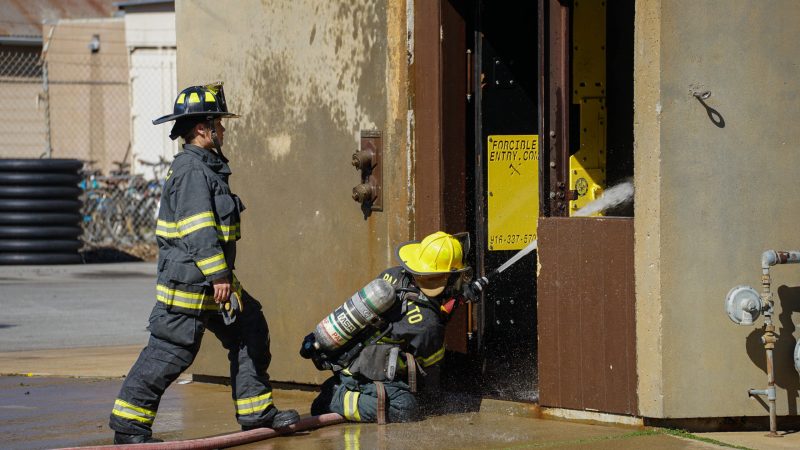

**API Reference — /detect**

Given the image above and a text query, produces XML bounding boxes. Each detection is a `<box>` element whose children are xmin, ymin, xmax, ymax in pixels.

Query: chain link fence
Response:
<box><xmin>0</xmin><ymin>48</ymin><xmax>172</xmax><ymax>259</ymax></box>
<box><xmin>0</xmin><ymin>50</ymin><xmax>47</xmax><ymax>159</ymax></box>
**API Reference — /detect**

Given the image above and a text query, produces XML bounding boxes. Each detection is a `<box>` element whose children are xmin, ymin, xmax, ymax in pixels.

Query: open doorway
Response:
<box><xmin>427</xmin><ymin>0</ymin><xmax>635</xmax><ymax>403</ymax></box>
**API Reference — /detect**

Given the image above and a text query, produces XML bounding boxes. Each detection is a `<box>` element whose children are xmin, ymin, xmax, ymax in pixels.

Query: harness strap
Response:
<box><xmin>374</xmin><ymin>380</ymin><xmax>387</xmax><ymax>425</ymax></box>
<box><xmin>405</xmin><ymin>352</ymin><xmax>418</xmax><ymax>393</ymax></box>
<box><xmin>208</xmin><ymin>119</ymin><xmax>229</xmax><ymax>163</ymax></box>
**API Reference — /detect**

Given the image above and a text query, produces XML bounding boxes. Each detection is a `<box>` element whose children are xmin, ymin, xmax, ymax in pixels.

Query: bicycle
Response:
<box><xmin>79</xmin><ymin>160</ymin><xmax>114</xmax><ymax>246</ymax></box>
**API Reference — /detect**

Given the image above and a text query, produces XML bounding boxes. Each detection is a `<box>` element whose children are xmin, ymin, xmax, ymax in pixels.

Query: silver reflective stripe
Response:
<box><xmin>197</xmin><ymin>252</ymin><xmax>227</xmax><ymax>276</ymax></box>
<box><xmin>420</xmin><ymin>345</ymin><xmax>445</xmax><ymax>367</ymax></box>
<box><xmin>235</xmin><ymin>392</ymin><xmax>273</xmax><ymax>416</ymax></box>
<box><xmin>176</xmin><ymin>211</ymin><xmax>216</xmax><ymax>235</ymax></box>
<box><xmin>155</xmin><ymin>220</ymin><xmax>179</xmax><ymax>238</ymax></box>
<box><xmin>112</xmin><ymin>399</ymin><xmax>155</xmax><ymax>424</ymax></box>
<box><xmin>156</xmin><ymin>284</ymin><xmax>217</xmax><ymax>311</ymax></box>
<box><xmin>343</xmin><ymin>391</ymin><xmax>361</xmax><ymax>421</ymax></box>
<box><xmin>217</xmin><ymin>223</ymin><xmax>240</xmax><ymax>242</ymax></box>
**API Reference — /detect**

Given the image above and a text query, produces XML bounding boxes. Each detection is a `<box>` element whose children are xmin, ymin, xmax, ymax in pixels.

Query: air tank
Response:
<box><xmin>312</xmin><ymin>278</ymin><xmax>396</xmax><ymax>353</ymax></box>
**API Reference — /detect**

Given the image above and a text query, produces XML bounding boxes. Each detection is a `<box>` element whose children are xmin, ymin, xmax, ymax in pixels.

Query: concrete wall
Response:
<box><xmin>636</xmin><ymin>0</ymin><xmax>800</xmax><ymax>418</ymax></box>
<box><xmin>174</xmin><ymin>0</ymin><xmax>411</xmax><ymax>384</ymax></box>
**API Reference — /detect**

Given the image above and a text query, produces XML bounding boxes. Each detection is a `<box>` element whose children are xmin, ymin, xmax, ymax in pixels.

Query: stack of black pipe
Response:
<box><xmin>0</xmin><ymin>159</ymin><xmax>83</xmax><ymax>265</ymax></box>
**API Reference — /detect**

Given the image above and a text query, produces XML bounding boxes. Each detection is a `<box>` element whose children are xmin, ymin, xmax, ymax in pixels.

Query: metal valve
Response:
<box><xmin>352</xmin><ymin>150</ymin><xmax>374</xmax><ymax>172</ymax></box>
<box><xmin>351</xmin><ymin>130</ymin><xmax>382</xmax><ymax>213</ymax></box>
<box><xmin>352</xmin><ymin>183</ymin><xmax>377</xmax><ymax>204</ymax></box>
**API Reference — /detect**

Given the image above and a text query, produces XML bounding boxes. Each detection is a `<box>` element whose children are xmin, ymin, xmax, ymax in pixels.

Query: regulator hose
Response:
<box><xmin>57</xmin><ymin>413</ymin><xmax>346</xmax><ymax>450</ymax></box>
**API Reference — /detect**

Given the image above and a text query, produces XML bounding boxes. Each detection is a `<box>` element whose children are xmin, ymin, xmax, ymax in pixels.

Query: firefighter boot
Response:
<box><xmin>242</xmin><ymin>409</ymin><xmax>300</xmax><ymax>431</ymax></box>
<box><xmin>113</xmin><ymin>432</ymin><xmax>164</xmax><ymax>444</ymax></box>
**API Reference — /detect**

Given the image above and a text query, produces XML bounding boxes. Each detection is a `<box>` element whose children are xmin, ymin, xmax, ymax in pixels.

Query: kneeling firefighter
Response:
<box><xmin>108</xmin><ymin>83</ymin><xmax>299</xmax><ymax>444</ymax></box>
<box><xmin>301</xmin><ymin>231</ymin><xmax>475</xmax><ymax>423</ymax></box>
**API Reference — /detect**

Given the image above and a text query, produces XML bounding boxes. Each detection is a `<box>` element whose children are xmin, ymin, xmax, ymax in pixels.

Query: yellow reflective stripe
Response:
<box><xmin>158</xmin><ymin>212</ymin><xmax>218</xmax><ymax>238</ymax></box>
<box><xmin>217</xmin><ymin>223</ymin><xmax>240</xmax><ymax>241</ymax></box>
<box><xmin>201</xmin><ymin>262</ymin><xmax>228</xmax><ymax>276</ymax></box>
<box><xmin>176</xmin><ymin>212</ymin><xmax>216</xmax><ymax>236</ymax></box>
<box><xmin>188</xmin><ymin>92</ymin><xmax>201</xmax><ymax>103</ymax></box>
<box><xmin>156</xmin><ymin>284</ymin><xmax>217</xmax><ymax>310</ymax></box>
<box><xmin>235</xmin><ymin>392</ymin><xmax>273</xmax><ymax>415</ymax></box>
<box><xmin>179</xmin><ymin>221</ymin><xmax>216</xmax><ymax>236</ymax></box>
<box><xmin>156</xmin><ymin>229</ymin><xmax>180</xmax><ymax>238</ymax></box>
<box><xmin>343</xmin><ymin>391</ymin><xmax>361</xmax><ymax>421</ymax></box>
<box><xmin>205</xmin><ymin>91</ymin><xmax>216</xmax><ymax>102</ymax></box>
<box><xmin>115</xmin><ymin>399</ymin><xmax>155</xmax><ymax>417</ymax></box>
<box><xmin>112</xmin><ymin>409</ymin><xmax>153</xmax><ymax>424</ymax></box>
<box><xmin>112</xmin><ymin>399</ymin><xmax>155</xmax><ymax>424</ymax></box>
<box><xmin>176</xmin><ymin>93</ymin><xmax>186</xmax><ymax>104</ymax></box>
<box><xmin>156</xmin><ymin>219</ymin><xmax>179</xmax><ymax>238</ymax></box>
<box><xmin>217</xmin><ymin>223</ymin><xmax>238</xmax><ymax>232</ymax></box>
<box><xmin>197</xmin><ymin>253</ymin><xmax>224</xmax><ymax>267</ymax></box>
<box><xmin>232</xmin><ymin>275</ymin><xmax>243</xmax><ymax>298</ymax></box>
<box><xmin>420</xmin><ymin>346</ymin><xmax>445</xmax><ymax>367</ymax></box>
<box><xmin>197</xmin><ymin>253</ymin><xmax>227</xmax><ymax>276</ymax></box>
<box><xmin>217</xmin><ymin>234</ymin><xmax>240</xmax><ymax>242</ymax></box>
<box><xmin>156</xmin><ymin>295</ymin><xmax>218</xmax><ymax>310</ymax></box>
<box><xmin>158</xmin><ymin>214</ymin><xmax>242</xmax><ymax>242</ymax></box>
<box><xmin>177</xmin><ymin>211</ymin><xmax>214</xmax><ymax>228</ymax></box>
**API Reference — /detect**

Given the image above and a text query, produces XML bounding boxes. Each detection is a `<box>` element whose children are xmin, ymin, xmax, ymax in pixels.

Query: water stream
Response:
<box><xmin>493</xmin><ymin>180</ymin><xmax>634</xmax><ymax>276</ymax></box>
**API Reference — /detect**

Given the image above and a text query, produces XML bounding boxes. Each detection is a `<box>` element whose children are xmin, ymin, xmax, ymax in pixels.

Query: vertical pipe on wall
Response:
<box><xmin>752</xmin><ymin>250</ymin><xmax>800</xmax><ymax>436</ymax></box>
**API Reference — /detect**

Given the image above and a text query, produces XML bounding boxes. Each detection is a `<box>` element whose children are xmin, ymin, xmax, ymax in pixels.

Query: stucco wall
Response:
<box><xmin>45</xmin><ymin>19</ymin><xmax>130</xmax><ymax>174</ymax></box>
<box><xmin>636</xmin><ymin>0</ymin><xmax>800</xmax><ymax>418</ymax></box>
<box><xmin>0</xmin><ymin>71</ymin><xmax>47</xmax><ymax>158</ymax></box>
<box><xmin>174</xmin><ymin>0</ymin><xmax>410</xmax><ymax>384</ymax></box>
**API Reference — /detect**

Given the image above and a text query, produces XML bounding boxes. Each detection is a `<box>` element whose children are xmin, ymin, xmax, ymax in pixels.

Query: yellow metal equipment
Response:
<box><xmin>569</xmin><ymin>0</ymin><xmax>606</xmax><ymax>215</ymax></box>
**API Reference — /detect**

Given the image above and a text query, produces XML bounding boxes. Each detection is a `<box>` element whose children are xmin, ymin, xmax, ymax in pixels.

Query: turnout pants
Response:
<box><xmin>311</xmin><ymin>374</ymin><xmax>418</xmax><ymax>423</ymax></box>
<box><xmin>109</xmin><ymin>290</ymin><xmax>277</xmax><ymax>436</ymax></box>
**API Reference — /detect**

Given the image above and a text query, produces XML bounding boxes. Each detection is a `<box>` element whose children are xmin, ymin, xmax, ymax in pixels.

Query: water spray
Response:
<box><xmin>464</xmin><ymin>180</ymin><xmax>634</xmax><ymax>301</ymax></box>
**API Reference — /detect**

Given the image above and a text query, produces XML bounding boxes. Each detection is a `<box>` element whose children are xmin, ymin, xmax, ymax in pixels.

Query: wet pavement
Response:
<box><xmin>1</xmin><ymin>373</ymin><xmax>732</xmax><ymax>450</ymax></box>
<box><xmin>1</xmin><ymin>263</ymin><xmax>798</xmax><ymax>449</ymax></box>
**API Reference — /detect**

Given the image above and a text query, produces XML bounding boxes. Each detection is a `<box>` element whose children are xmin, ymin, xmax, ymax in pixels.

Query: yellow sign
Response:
<box><xmin>487</xmin><ymin>135</ymin><xmax>539</xmax><ymax>251</ymax></box>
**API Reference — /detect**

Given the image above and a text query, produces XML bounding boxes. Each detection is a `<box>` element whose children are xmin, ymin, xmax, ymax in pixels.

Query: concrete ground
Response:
<box><xmin>0</xmin><ymin>263</ymin><xmax>797</xmax><ymax>449</ymax></box>
<box><xmin>0</xmin><ymin>263</ymin><xmax>155</xmax><ymax>351</ymax></box>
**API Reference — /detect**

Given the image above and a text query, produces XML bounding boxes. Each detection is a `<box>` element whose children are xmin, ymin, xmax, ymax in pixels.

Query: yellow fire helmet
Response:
<box><xmin>396</xmin><ymin>231</ymin><xmax>471</xmax><ymax>276</ymax></box>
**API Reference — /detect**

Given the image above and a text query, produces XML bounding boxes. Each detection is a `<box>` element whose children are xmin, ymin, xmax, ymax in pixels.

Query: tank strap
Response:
<box><xmin>405</xmin><ymin>352</ymin><xmax>417</xmax><ymax>393</ymax></box>
<box><xmin>374</xmin><ymin>380</ymin><xmax>387</xmax><ymax>425</ymax></box>
<box><xmin>398</xmin><ymin>289</ymin><xmax>419</xmax><ymax>314</ymax></box>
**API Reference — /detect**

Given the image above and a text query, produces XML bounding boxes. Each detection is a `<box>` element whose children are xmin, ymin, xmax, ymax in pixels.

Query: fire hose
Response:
<box><xmin>464</xmin><ymin>180</ymin><xmax>634</xmax><ymax>299</ymax></box>
<box><xmin>464</xmin><ymin>238</ymin><xmax>539</xmax><ymax>301</ymax></box>
<box><xmin>57</xmin><ymin>413</ymin><xmax>345</xmax><ymax>450</ymax></box>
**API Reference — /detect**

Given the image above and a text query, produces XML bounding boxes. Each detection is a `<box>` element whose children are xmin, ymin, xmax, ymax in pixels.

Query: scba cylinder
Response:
<box><xmin>313</xmin><ymin>278</ymin><xmax>395</xmax><ymax>353</ymax></box>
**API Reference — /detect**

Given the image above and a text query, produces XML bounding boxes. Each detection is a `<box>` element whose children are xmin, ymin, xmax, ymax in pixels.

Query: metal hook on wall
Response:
<box><xmin>691</xmin><ymin>89</ymin><xmax>725</xmax><ymax>128</ymax></box>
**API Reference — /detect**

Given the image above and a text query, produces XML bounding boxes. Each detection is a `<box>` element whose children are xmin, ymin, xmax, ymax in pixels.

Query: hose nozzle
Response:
<box><xmin>463</xmin><ymin>276</ymin><xmax>489</xmax><ymax>303</ymax></box>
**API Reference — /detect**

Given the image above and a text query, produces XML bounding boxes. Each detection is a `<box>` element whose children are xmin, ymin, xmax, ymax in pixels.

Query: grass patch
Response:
<box><xmin>661</xmin><ymin>428</ymin><xmax>753</xmax><ymax>450</ymax></box>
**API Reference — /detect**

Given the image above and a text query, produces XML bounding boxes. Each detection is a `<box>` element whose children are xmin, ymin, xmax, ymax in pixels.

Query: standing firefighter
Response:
<box><xmin>109</xmin><ymin>83</ymin><xmax>299</xmax><ymax>444</ymax></box>
<box><xmin>301</xmin><ymin>231</ymin><xmax>473</xmax><ymax>423</ymax></box>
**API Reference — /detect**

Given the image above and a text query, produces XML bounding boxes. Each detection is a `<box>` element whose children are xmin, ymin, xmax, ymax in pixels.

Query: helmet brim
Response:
<box><xmin>152</xmin><ymin>111</ymin><xmax>240</xmax><ymax>125</ymax></box>
<box><xmin>396</xmin><ymin>239</ymin><xmax>471</xmax><ymax>275</ymax></box>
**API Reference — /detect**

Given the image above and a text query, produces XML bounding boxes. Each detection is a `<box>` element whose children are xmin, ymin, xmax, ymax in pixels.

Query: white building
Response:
<box><xmin>116</xmin><ymin>0</ymin><xmax>176</xmax><ymax>179</ymax></box>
